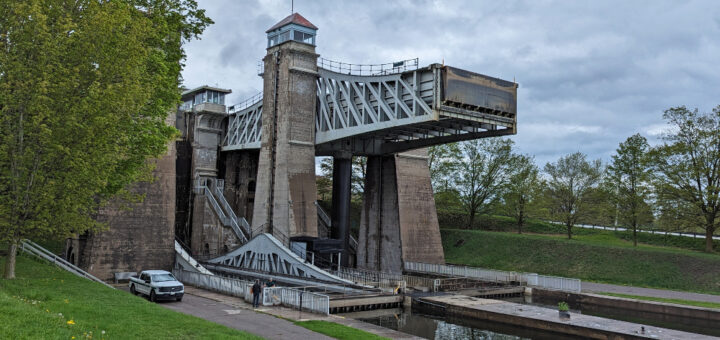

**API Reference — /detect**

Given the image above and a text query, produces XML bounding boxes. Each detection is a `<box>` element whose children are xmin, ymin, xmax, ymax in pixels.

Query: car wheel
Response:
<box><xmin>130</xmin><ymin>284</ymin><xmax>136</xmax><ymax>295</ymax></box>
<box><xmin>176</xmin><ymin>296</ymin><xmax>182</xmax><ymax>302</ymax></box>
<box><xmin>150</xmin><ymin>290</ymin><xmax>156</xmax><ymax>302</ymax></box>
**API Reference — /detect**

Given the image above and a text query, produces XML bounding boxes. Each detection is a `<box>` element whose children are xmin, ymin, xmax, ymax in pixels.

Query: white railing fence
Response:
<box><xmin>173</xmin><ymin>269</ymin><xmax>330</xmax><ymax>314</ymax></box>
<box><xmin>404</xmin><ymin>262</ymin><xmax>581</xmax><ymax>293</ymax></box>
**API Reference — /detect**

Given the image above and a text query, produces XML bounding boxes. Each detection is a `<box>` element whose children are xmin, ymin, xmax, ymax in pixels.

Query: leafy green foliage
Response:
<box><xmin>454</xmin><ymin>138</ymin><xmax>520</xmax><ymax>228</ymax></box>
<box><xmin>650</xmin><ymin>106</ymin><xmax>720</xmax><ymax>252</ymax></box>
<box><xmin>0</xmin><ymin>0</ymin><xmax>212</xmax><ymax>277</ymax></box>
<box><xmin>607</xmin><ymin>134</ymin><xmax>653</xmax><ymax>246</ymax></box>
<box><xmin>544</xmin><ymin>152</ymin><xmax>604</xmax><ymax>239</ymax></box>
<box><xmin>502</xmin><ymin>154</ymin><xmax>543</xmax><ymax>233</ymax></box>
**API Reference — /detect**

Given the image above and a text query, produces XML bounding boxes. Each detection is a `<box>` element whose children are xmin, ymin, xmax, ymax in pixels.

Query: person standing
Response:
<box><xmin>266</xmin><ymin>277</ymin><xmax>276</xmax><ymax>288</ymax></box>
<box><xmin>251</xmin><ymin>279</ymin><xmax>262</xmax><ymax>308</ymax></box>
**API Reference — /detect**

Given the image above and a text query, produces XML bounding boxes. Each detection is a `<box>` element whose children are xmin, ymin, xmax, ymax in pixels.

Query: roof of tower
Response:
<box><xmin>266</xmin><ymin>13</ymin><xmax>318</xmax><ymax>33</ymax></box>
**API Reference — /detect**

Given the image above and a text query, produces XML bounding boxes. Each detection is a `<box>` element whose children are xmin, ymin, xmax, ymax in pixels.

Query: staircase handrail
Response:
<box><xmin>315</xmin><ymin>201</ymin><xmax>332</xmax><ymax>226</ymax></box>
<box><xmin>349</xmin><ymin>235</ymin><xmax>358</xmax><ymax>252</ymax></box>
<box><xmin>213</xmin><ymin>182</ymin><xmax>251</xmax><ymax>238</ymax></box>
<box><xmin>174</xmin><ymin>240</ymin><xmax>214</xmax><ymax>275</ymax></box>
<box><xmin>199</xmin><ymin>185</ymin><xmax>248</xmax><ymax>244</ymax></box>
<box><xmin>20</xmin><ymin>240</ymin><xmax>114</xmax><ymax>289</ymax></box>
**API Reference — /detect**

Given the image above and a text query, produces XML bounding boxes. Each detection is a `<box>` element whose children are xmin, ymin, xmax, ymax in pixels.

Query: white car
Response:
<box><xmin>129</xmin><ymin>270</ymin><xmax>184</xmax><ymax>302</ymax></box>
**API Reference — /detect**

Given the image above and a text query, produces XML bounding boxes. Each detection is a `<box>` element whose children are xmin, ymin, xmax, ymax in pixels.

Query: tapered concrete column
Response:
<box><xmin>251</xmin><ymin>41</ymin><xmax>319</xmax><ymax>242</ymax></box>
<box><xmin>331</xmin><ymin>155</ymin><xmax>352</xmax><ymax>266</ymax></box>
<box><xmin>357</xmin><ymin>148</ymin><xmax>445</xmax><ymax>273</ymax></box>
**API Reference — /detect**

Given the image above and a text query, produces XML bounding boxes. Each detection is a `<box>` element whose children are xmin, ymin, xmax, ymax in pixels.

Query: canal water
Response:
<box><xmin>347</xmin><ymin>307</ymin><xmax>579</xmax><ymax>340</ymax></box>
<box><xmin>345</xmin><ymin>295</ymin><xmax>719</xmax><ymax>339</ymax></box>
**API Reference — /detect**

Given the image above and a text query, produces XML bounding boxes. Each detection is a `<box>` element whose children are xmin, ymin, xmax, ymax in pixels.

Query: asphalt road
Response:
<box><xmin>121</xmin><ymin>287</ymin><xmax>333</xmax><ymax>339</ymax></box>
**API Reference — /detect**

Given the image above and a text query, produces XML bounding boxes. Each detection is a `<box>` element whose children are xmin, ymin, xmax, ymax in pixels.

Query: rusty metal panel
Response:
<box><xmin>442</xmin><ymin>66</ymin><xmax>517</xmax><ymax>115</ymax></box>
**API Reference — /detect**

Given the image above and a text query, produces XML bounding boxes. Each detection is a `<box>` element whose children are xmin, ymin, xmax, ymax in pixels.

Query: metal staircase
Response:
<box><xmin>194</xmin><ymin>178</ymin><xmax>251</xmax><ymax>244</ymax></box>
<box><xmin>315</xmin><ymin>202</ymin><xmax>358</xmax><ymax>255</ymax></box>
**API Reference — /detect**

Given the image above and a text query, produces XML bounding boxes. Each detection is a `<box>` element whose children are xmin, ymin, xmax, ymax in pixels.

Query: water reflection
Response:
<box><xmin>346</xmin><ymin>308</ymin><xmax>574</xmax><ymax>340</ymax></box>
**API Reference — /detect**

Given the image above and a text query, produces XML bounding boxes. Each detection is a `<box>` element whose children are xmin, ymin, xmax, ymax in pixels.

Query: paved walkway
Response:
<box><xmin>582</xmin><ymin>282</ymin><xmax>720</xmax><ymax>304</ymax></box>
<box><xmin>158</xmin><ymin>291</ymin><xmax>334</xmax><ymax>340</ymax></box>
<box><xmin>181</xmin><ymin>287</ymin><xmax>422</xmax><ymax>340</ymax></box>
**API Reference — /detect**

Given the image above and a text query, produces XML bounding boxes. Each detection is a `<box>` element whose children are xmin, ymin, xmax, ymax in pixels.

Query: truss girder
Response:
<box><xmin>206</xmin><ymin>233</ymin><xmax>353</xmax><ymax>284</ymax></box>
<box><xmin>221</xmin><ymin>64</ymin><xmax>516</xmax><ymax>154</ymax></box>
<box><xmin>314</xmin><ymin>68</ymin><xmax>437</xmax><ymax>145</ymax></box>
<box><xmin>222</xmin><ymin>100</ymin><xmax>262</xmax><ymax>151</ymax></box>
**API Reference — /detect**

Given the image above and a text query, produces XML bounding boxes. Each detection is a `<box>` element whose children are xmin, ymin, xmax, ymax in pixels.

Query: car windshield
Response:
<box><xmin>151</xmin><ymin>274</ymin><xmax>176</xmax><ymax>282</ymax></box>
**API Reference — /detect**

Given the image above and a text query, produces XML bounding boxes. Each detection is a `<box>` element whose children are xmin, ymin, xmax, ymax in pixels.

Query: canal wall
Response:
<box><xmin>413</xmin><ymin>294</ymin><xmax>717</xmax><ymax>340</ymax></box>
<box><xmin>532</xmin><ymin>288</ymin><xmax>720</xmax><ymax>322</ymax></box>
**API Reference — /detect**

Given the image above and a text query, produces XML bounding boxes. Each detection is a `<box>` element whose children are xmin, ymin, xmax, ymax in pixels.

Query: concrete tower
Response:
<box><xmin>252</xmin><ymin>13</ymin><xmax>319</xmax><ymax>242</ymax></box>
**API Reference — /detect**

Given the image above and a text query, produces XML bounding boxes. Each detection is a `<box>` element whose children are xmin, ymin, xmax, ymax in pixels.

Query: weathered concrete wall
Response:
<box><xmin>533</xmin><ymin>289</ymin><xmax>720</xmax><ymax>323</ymax></box>
<box><xmin>76</xmin><ymin>134</ymin><xmax>177</xmax><ymax>281</ymax></box>
<box><xmin>222</xmin><ymin>150</ymin><xmax>259</xmax><ymax>224</ymax></box>
<box><xmin>395</xmin><ymin>149</ymin><xmax>445</xmax><ymax>265</ymax></box>
<box><xmin>357</xmin><ymin>148</ymin><xmax>444</xmax><ymax>273</ymax></box>
<box><xmin>357</xmin><ymin>155</ymin><xmax>402</xmax><ymax>272</ymax></box>
<box><xmin>252</xmin><ymin>41</ymin><xmax>318</xmax><ymax>241</ymax></box>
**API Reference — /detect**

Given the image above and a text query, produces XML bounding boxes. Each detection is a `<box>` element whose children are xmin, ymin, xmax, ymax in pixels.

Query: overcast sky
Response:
<box><xmin>182</xmin><ymin>0</ymin><xmax>720</xmax><ymax>166</ymax></box>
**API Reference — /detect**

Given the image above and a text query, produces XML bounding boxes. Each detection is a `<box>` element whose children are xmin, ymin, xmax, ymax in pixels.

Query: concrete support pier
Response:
<box><xmin>252</xmin><ymin>40</ymin><xmax>319</xmax><ymax>242</ymax></box>
<box><xmin>357</xmin><ymin>148</ymin><xmax>444</xmax><ymax>273</ymax></box>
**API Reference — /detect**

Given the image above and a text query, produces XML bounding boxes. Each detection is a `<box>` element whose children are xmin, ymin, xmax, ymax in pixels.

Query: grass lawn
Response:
<box><xmin>0</xmin><ymin>254</ymin><xmax>263</xmax><ymax>339</ymax></box>
<box><xmin>442</xmin><ymin>229</ymin><xmax>720</xmax><ymax>294</ymax></box>
<box><xmin>597</xmin><ymin>293</ymin><xmax>720</xmax><ymax>309</ymax></box>
<box><xmin>294</xmin><ymin>320</ymin><xmax>389</xmax><ymax>340</ymax></box>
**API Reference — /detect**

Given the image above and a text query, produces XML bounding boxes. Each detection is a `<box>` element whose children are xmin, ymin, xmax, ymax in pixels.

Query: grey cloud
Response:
<box><xmin>183</xmin><ymin>0</ymin><xmax>720</xmax><ymax>167</ymax></box>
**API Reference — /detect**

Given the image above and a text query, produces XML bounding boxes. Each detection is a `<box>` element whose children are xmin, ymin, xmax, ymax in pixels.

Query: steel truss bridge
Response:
<box><xmin>223</xmin><ymin>60</ymin><xmax>517</xmax><ymax>155</ymax></box>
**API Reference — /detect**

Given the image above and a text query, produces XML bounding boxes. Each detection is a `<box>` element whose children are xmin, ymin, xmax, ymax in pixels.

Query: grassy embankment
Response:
<box><xmin>294</xmin><ymin>321</ymin><xmax>389</xmax><ymax>340</ymax></box>
<box><xmin>0</xmin><ymin>254</ymin><xmax>262</xmax><ymax>339</ymax></box>
<box><xmin>441</xmin><ymin>227</ymin><xmax>720</xmax><ymax>295</ymax></box>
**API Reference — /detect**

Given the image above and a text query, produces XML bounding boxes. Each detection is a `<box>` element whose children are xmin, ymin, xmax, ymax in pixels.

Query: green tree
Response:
<box><xmin>502</xmin><ymin>154</ymin><xmax>542</xmax><ymax>233</ymax></box>
<box><xmin>607</xmin><ymin>134</ymin><xmax>653</xmax><ymax>246</ymax></box>
<box><xmin>455</xmin><ymin>138</ymin><xmax>519</xmax><ymax>228</ymax></box>
<box><xmin>0</xmin><ymin>0</ymin><xmax>212</xmax><ymax>279</ymax></box>
<box><xmin>651</xmin><ymin>106</ymin><xmax>720</xmax><ymax>252</ymax></box>
<box><xmin>428</xmin><ymin>143</ymin><xmax>461</xmax><ymax>192</ymax></box>
<box><xmin>544</xmin><ymin>152</ymin><xmax>603</xmax><ymax>239</ymax></box>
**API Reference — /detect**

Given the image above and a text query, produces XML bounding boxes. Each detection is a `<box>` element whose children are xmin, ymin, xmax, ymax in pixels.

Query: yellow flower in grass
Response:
<box><xmin>64</xmin><ymin>299</ymin><xmax>69</xmax><ymax>304</ymax></box>
<box><xmin>67</xmin><ymin>320</ymin><xmax>75</xmax><ymax>325</ymax></box>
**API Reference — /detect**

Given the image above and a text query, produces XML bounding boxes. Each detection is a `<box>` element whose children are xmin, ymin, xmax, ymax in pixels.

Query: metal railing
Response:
<box><xmin>315</xmin><ymin>201</ymin><xmax>331</xmax><ymax>226</ymax></box>
<box><xmin>262</xmin><ymin>287</ymin><xmax>330</xmax><ymax>315</ymax></box>
<box><xmin>317</xmin><ymin>57</ymin><xmax>419</xmax><ymax>76</ymax></box>
<box><xmin>20</xmin><ymin>240</ymin><xmax>114</xmax><ymax>289</ymax></box>
<box><xmin>174</xmin><ymin>269</ymin><xmax>330</xmax><ymax>314</ymax></box>
<box><xmin>213</xmin><ymin>179</ymin><xmax>251</xmax><ymax>239</ymax></box>
<box><xmin>174</xmin><ymin>269</ymin><xmax>249</xmax><ymax>298</ymax></box>
<box><xmin>195</xmin><ymin>179</ymin><xmax>248</xmax><ymax>244</ymax></box>
<box><xmin>174</xmin><ymin>241</ymin><xmax>214</xmax><ymax>275</ymax></box>
<box><xmin>228</xmin><ymin>92</ymin><xmax>263</xmax><ymax>113</ymax></box>
<box><xmin>404</xmin><ymin>262</ymin><xmax>581</xmax><ymax>293</ymax></box>
<box><xmin>314</xmin><ymin>202</ymin><xmax>358</xmax><ymax>252</ymax></box>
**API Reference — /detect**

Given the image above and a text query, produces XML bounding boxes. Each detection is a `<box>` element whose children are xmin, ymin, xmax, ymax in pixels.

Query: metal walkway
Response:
<box><xmin>223</xmin><ymin>61</ymin><xmax>517</xmax><ymax>155</ymax></box>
